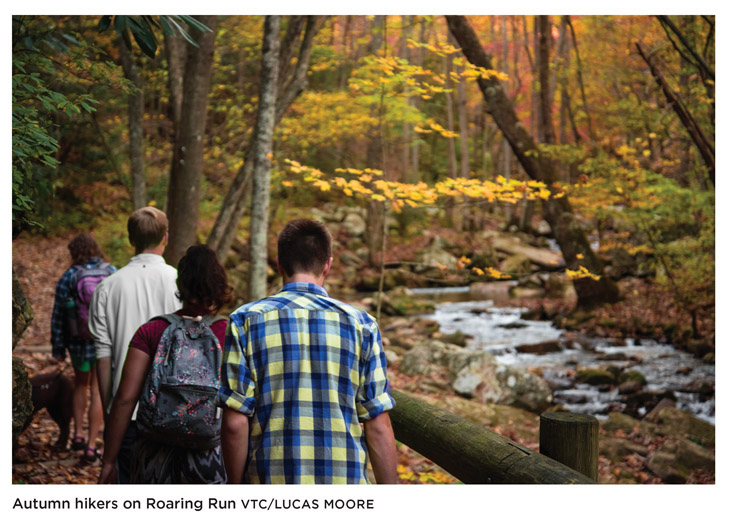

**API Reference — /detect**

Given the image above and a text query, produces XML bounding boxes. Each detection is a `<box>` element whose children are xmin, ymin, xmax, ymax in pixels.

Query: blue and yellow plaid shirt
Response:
<box><xmin>215</xmin><ymin>282</ymin><xmax>395</xmax><ymax>484</ymax></box>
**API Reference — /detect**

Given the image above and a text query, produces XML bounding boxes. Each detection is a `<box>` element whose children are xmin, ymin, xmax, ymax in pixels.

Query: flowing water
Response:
<box><xmin>414</xmin><ymin>291</ymin><xmax>715</xmax><ymax>424</ymax></box>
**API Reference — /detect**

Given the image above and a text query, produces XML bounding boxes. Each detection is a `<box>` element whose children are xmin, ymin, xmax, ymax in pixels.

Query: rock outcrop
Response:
<box><xmin>399</xmin><ymin>340</ymin><xmax>553</xmax><ymax>413</ymax></box>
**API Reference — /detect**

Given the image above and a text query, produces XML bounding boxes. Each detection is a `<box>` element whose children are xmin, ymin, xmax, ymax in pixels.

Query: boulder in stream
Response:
<box><xmin>399</xmin><ymin>340</ymin><xmax>553</xmax><ymax>413</ymax></box>
<box><xmin>575</xmin><ymin>368</ymin><xmax>616</xmax><ymax>386</ymax></box>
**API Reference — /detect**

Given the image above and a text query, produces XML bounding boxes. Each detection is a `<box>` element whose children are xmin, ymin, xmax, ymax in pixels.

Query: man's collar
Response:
<box><xmin>129</xmin><ymin>253</ymin><xmax>166</xmax><ymax>264</ymax></box>
<box><xmin>280</xmin><ymin>282</ymin><xmax>328</xmax><ymax>297</ymax></box>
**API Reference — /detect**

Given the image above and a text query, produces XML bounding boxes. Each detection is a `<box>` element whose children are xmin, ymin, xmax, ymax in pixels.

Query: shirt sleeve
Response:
<box><xmin>215</xmin><ymin>313</ymin><xmax>257</xmax><ymax>415</ymax></box>
<box><xmin>128</xmin><ymin>319</ymin><xmax>168</xmax><ymax>357</ymax></box>
<box><xmin>356</xmin><ymin>320</ymin><xmax>395</xmax><ymax>421</ymax></box>
<box><xmin>50</xmin><ymin>269</ymin><xmax>73</xmax><ymax>358</ymax></box>
<box><xmin>211</xmin><ymin>319</ymin><xmax>227</xmax><ymax>347</ymax></box>
<box><xmin>89</xmin><ymin>282</ymin><xmax>112</xmax><ymax>359</ymax></box>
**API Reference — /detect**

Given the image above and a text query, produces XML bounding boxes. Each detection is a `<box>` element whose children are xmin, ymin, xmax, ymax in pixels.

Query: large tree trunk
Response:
<box><xmin>446</xmin><ymin>15</ymin><xmax>619</xmax><ymax>308</ymax></box>
<box><xmin>164</xmin><ymin>32</ymin><xmax>186</xmax><ymax>143</ymax></box>
<box><xmin>164</xmin><ymin>16</ymin><xmax>218</xmax><ymax>268</ymax></box>
<box><xmin>247</xmin><ymin>15</ymin><xmax>281</xmax><ymax>300</ymax></box>
<box><xmin>207</xmin><ymin>16</ymin><xmax>321</xmax><ymax>260</ymax></box>
<box><xmin>537</xmin><ymin>16</ymin><xmax>556</xmax><ymax>146</ymax></box>
<box><xmin>118</xmin><ymin>36</ymin><xmax>146</xmax><ymax>210</ymax></box>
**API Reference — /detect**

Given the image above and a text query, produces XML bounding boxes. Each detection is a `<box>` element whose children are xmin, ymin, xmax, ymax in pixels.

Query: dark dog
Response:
<box><xmin>29</xmin><ymin>370</ymin><xmax>74</xmax><ymax>449</ymax></box>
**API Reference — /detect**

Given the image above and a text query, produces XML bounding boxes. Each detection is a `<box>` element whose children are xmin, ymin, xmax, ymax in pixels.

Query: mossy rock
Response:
<box><xmin>618</xmin><ymin>370</ymin><xmax>647</xmax><ymax>386</ymax></box>
<box><xmin>439</xmin><ymin>331</ymin><xmax>473</xmax><ymax>347</ymax></box>
<box><xmin>499</xmin><ymin>253</ymin><xmax>532</xmax><ymax>278</ymax></box>
<box><xmin>606</xmin><ymin>364</ymin><xmax>623</xmax><ymax>379</ymax></box>
<box><xmin>12</xmin><ymin>356</ymin><xmax>33</xmax><ymax>454</ymax></box>
<box><xmin>575</xmin><ymin>368</ymin><xmax>616</xmax><ymax>386</ymax></box>
<box><xmin>652</xmin><ymin>407</ymin><xmax>715</xmax><ymax>448</ymax></box>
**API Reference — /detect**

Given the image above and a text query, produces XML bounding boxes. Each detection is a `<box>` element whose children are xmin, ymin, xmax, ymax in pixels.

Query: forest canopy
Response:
<box><xmin>11</xmin><ymin>14</ymin><xmax>714</xmax><ymax>325</ymax></box>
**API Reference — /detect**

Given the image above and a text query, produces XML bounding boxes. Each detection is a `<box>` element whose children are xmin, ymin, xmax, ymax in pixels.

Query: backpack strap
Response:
<box><xmin>203</xmin><ymin>315</ymin><xmax>227</xmax><ymax>326</ymax></box>
<box><xmin>149</xmin><ymin>314</ymin><xmax>181</xmax><ymax>326</ymax></box>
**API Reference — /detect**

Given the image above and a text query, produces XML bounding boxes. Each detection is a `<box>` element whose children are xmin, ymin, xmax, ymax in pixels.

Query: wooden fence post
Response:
<box><xmin>390</xmin><ymin>390</ymin><xmax>595</xmax><ymax>483</ymax></box>
<box><xmin>539</xmin><ymin>411</ymin><xmax>599</xmax><ymax>481</ymax></box>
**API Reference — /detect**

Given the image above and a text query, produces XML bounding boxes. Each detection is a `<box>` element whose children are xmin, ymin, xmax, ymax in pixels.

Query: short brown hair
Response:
<box><xmin>176</xmin><ymin>245</ymin><xmax>233</xmax><ymax>312</ymax></box>
<box><xmin>127</xmin><ymin>207</ymin><xmax>168</xmax><ymax>253</ymax></box>
<box><xmin>68</xmin><ymin>233</ymin><xmax>103</xmax><ymax>266</ymax></box>
<box><xmin>277</xmin><ymin>219</ymin><xmax>332</xmax><ymax>277</ymax></box>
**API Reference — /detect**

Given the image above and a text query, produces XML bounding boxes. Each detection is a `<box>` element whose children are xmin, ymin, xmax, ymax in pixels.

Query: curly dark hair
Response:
<box><xmin>176</xmin><ymin>245</ymin><xmax>233</xmax><ymax>313</ymax></box>
<box><xmin>68</xmin><ymin>234</ymin><xmax>104</xmax><ymax>266</ymax></box>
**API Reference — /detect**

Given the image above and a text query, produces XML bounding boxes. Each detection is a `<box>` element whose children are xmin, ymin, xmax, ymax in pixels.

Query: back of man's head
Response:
<box><xmin>128</xmin><ymin>206</ymin><xmax>168</xmax><ymax>254</ymax></box>
<box><xmin>277</xmin><ymin>219</ymin><xmax>332</xmax><ymax>277</ymax></box>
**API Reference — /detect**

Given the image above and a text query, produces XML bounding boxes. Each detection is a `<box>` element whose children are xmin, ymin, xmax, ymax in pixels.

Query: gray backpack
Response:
<box><xmin>137</xmin><ymin>314</ymin><xmax>224</xmax><ymax>449</ymax></box>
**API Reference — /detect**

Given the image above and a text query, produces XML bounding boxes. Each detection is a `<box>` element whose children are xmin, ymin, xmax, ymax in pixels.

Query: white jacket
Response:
<box><xmin>89</xmin><ymin>253</ymin><xmax>181</xmax><ymax>415</ymax></box>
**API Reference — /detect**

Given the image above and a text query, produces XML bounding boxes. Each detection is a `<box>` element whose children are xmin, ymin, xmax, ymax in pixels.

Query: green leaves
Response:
<box><xmin>12</xmin><ymin>17</ymin><xmax>101</xmax><ymax>233</ymax></box>
<box><xmin>98</xmin><ymin>15</ymin><xmax>213</xmax><ymax>58</ymax></box>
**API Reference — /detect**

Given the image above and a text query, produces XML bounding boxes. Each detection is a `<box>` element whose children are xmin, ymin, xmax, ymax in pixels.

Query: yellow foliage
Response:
<box><xmin>565</xmin><ymin>266</ymin><xmax>601</xmax><ymax>281</ymax></box>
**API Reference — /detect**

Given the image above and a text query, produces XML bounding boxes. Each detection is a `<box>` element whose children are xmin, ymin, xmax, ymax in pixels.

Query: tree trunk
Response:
<box><xmin>444</xmin><ymin>35</ymin><xmax>460</xmax><ymax>230</ymax></box>
<box><xmin>164</xmin><ymin>32</ymin><xmax>186</xmax><ymax>142</ymax></box>
<box><xmin>401</xmin><ymin>16</ymin><xmax>412</xmax><ymax>182</ymax></box>
<box><xmin>502</xmin><ymin>16</ymin><xmax>513</xmax><ymax>223</ymax></box>
<box><xmin>537</xmin><ymin>16</ymin><xmax>556</xmax><ymax>146</ymax></box>
<box><xmin>208</xmin><ymin>16</ymin><xmax>321</xmax><ymax>260</ymax></box>
<box><xmin>365</xmin><ymin>15</ymin><xmax>386</xmax><ymax>264</ymax></box>
<box><xmin>446</xmin><ymin>15</ymin><xmax>619</xmax><ymax>308</ymax></box>
<box><xmin>163</xmin><ymin>15</ymin><xmax>218</xmax><ymax>268</ymax></box>
<box><xmin>411</xmin><ymin>18</ymin><xmax>426</xmax><ymax>179</ymax></box>
<box><xmin>565</xmin><ymin>16</ymin><xmax>595</xmax><ymax>142</ymax></box>
<box><xmin>118</xmin><ymin>36</ymin><xmax>146</xmax><ymax>210</ymax></box>
<box><xmin>247</xmin><ymin>15</ymin><xmax>281</xmax><ymax>301</ymax></box>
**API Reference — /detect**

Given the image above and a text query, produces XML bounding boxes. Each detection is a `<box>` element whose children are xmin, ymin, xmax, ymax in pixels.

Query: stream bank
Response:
<box><xmin>361</xmin><ymin>284</ymin><xmax>715</xmax><ymax>484</ymax></box>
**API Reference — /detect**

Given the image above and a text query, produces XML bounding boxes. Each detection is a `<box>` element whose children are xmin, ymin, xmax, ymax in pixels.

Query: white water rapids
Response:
<box><xmin>420</xmin><ymin>296</ymin><xmax>715</xmax><ymax>424</ymax></box>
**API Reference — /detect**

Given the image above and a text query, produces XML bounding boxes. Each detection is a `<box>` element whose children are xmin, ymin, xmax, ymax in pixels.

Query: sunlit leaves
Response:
<box><xmin>282</xmin><ymin>159</ymin><xmax>551</xmax><ymax>214</ymax></box>
<box><xmin>565</xmin><ymin>266</ymin><xmax>602</xmax><ymax>281</ymax></box>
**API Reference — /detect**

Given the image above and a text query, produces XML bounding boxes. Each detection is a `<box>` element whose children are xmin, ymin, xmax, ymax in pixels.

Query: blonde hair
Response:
<box><xmin>127</xmin><ymin>206</ymin><xmax>168</xmax><ymax>253</ymax></box>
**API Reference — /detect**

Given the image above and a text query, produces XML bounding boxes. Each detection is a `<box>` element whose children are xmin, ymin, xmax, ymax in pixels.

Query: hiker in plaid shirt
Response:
<box><xmin>50</xmin><ymin>234</ymin><xmax>116</xmax><ymax>462</ymax></box>
<box><xmin>216</xmin><ymin>218</ymin><xmax>397</xmax><ymax>484</ymax></box>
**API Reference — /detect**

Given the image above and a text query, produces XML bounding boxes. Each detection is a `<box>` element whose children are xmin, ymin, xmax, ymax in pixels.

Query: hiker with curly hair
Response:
<box><xmin>98</xmin><ymin>245</ymin><xmax>232</xmax><ymax>484</ymax></box>
<box><xmin>50</xmin><ymin>233</ymin><xmax>116</xmax><ymax>462</ymax></box>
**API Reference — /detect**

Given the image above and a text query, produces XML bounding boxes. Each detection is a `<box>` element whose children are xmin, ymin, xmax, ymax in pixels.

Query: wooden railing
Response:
<box><xmin>389</xmin><ymin>390</ymin><xmax>597</xmax><ymax>484</ymax></box>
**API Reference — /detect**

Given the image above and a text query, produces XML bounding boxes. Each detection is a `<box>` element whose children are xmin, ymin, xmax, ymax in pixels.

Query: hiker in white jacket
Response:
<box><xmin>89</xmin><ymin>206</ymin><xmax>180</xmax><ymax>483</ymax></box>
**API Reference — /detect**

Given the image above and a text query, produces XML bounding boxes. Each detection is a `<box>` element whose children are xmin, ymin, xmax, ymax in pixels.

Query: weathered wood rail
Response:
<box><xmin>389</xmin><ymin>390</ymin><xmax>596</xmax><ymax>484</ymax></box>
